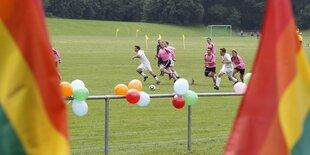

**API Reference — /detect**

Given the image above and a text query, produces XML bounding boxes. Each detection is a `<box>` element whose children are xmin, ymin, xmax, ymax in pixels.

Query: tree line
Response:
<box><xmin>43</xmin><ymin>0</ymin><xmax>310</xmax><ymax>30</ymax></box>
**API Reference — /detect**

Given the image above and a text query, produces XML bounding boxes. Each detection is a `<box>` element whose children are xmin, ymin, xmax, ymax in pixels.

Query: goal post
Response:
<box><xmin>207</xmin><ymin>25</ymin><xmax>232</xmax><ymax>37</ymax></box>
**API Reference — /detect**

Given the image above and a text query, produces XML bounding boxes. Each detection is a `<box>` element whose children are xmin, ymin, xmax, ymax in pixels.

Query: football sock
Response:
<box><xmin>216</xmin><ymin>77</ymin><xmax>221</xmax><ymax>87</ymax></box>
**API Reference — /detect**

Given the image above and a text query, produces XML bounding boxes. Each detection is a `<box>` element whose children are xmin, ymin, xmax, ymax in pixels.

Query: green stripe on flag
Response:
<box><xmin>0</xmin><ymin>104</ymin><xmax>26</xmax><ymax>155</ymax></box>
<box><xmin>292</xmin><ymin>111</ymin><xmax>310</xmax><ymax>155</ymax></box>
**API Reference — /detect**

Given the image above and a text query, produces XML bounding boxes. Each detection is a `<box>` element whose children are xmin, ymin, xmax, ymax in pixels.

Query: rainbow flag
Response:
<box><xmin>0</xmin><ymin>0</ymin><xmax>69</xmax><ymax>154</ymax></box>
<box><xmin>224</xmin><ymin>0</ymin><xmax>310</xmax><ymax>154</ymax></box>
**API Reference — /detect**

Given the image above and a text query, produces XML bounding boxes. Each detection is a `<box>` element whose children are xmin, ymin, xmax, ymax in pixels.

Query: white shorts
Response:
<box><xmin>170</xmin><ymin>59</ymin><xmax>175</xmax><ymax>67</ymax></box>
<box><xmin>219</xmin><ymin>67</ymin><xmax>233</xmax><ymax>77</ymax></box>
<box><xmin>138</xmin><ymin>64</ymin><xmax>153</xmax><ymax>72</ymax></box>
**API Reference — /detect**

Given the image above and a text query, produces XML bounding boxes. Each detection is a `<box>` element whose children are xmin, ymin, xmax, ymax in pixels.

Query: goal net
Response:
<box><xmin>206</xmin><ymin>25</ymin><xmax>232</xmax><ymax>37</ymax></box>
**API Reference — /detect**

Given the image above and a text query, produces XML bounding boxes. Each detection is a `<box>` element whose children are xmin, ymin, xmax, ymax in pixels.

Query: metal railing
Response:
<box><xmin>70</xmin><ymin>92</ymin><xmax>243</xmax><ymax>155</ymax></box>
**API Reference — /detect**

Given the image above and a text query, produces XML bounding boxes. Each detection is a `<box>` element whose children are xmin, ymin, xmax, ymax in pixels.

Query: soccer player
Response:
<box><xmin>204</xmin><ymin>47</ymin><xmax>216</xmax><ymax>86</ymax></box>
<box><xmin>165</xmin><ymin>41</ymin><xmax>180</xmax><ymax>79</ymax></box>
<box><xmin>52</xmin><ymin>48</ymin><xmax>61</xmax><ymax>79</ymax></box>
<box><xmin>132</xmin><ymin>45</ymin><xmax>160</xmax><ymax>85</ymax></box>
<box><xmin>214</xmin><ymin>48</ymin><xmax>238</xmax><ymax>90</ymax></box>
<box><xmin>155</xmin><ymin>39</ymin><xmax>164</xmax><ymax>76</ymax></box>
<box><xmin>157</xmin><ymin>41</ymin><xmax>177</xmax><ymax>81</ymax></box>
<box><xmin>206</xmin><ymin>37</ymin><xmax>216</xmax><ymax>55</ymax></box>
<box><xmin>231</xmin><ymin>49</ymin><xmax>246</xmax><ymax>82</ymax></box>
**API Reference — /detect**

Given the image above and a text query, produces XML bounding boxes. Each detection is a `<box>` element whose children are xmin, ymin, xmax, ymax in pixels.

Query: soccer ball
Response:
<box><xmin>149</xmin><ymin>85</ymin><xmax>156</xmax><ymax>91</ymax></box>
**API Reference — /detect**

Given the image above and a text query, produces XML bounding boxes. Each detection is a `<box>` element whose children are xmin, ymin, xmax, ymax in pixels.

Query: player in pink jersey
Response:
<box><xmin>204</xmin><ymin>47</ymin><xmax>217</xmax><ymax>86</ymax></box>
<box><xmin>52</xmin><ymin>48</ymin><xmax>61</xmax><ymax>79</ymax></box>
<box><xmin>206</xmin><ymin>37</ymin><xmax>216</xmax><ymax>55</ymax></box>
<box><xmin>157</xmin><ymin>41</ymin><xmax>177</xmax><ymax>81</ymax></box>
<box><xmin>165</xmin><ymin>41</ymin><xmax>180</xmax><ymax>79</ymax></box>
<box><xmin>231</xmin><ymin>49</ymin><xmax>246</xmax><ymax>82</ymax></box>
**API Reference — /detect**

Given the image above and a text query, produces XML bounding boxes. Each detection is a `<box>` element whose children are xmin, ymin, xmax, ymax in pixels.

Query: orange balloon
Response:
<box><xmin>114</xmin><ymin>84</ymin><xmax>128</xmax><ymax>95</ymax></box>
<box><xmin>60</xmin><ymin>81</ymin><xmax>73</xmax><ymax>97</ymax></box>
<box><xmin>128</xmin><ymin>79</ymin><xmax>142</xmax><ymax>91</ymax></box>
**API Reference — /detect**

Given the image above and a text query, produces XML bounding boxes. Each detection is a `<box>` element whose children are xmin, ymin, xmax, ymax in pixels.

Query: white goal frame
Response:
<box><xmin>207</xmin><ymin>25</ymin><xmax>232</xmax><ymax>37</ymax></box>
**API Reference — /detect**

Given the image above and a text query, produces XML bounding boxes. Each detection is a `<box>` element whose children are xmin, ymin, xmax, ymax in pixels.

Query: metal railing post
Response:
<box><xmin>104</xmin><ymin>98</ymin><xmax>109</xmax><ymax>155</ymax></box>
<box><xmin>187</xmin><ymin>105</ymin><xmax>192</xmax><ymax>152</ymax></box>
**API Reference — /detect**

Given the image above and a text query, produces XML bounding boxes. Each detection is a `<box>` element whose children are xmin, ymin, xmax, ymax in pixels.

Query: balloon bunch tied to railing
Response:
<box><xmin>60</xmin><ymin>80</ymin><xmax>90</xmax><ymax>116</ymax></box>
<box><xmin>114</xmin><ymin>79</ymin><xmax>150</xmax><ymax>106</ymax></box>
<box><xmin>115</xmin><ymin>78</ymin><xmax>199</xmax><ymax>109</ymax></box>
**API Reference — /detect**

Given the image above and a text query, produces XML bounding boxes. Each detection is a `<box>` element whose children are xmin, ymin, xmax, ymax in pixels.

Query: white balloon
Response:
<box><xmin>174</xmin><ymin>78</ymin><xmax>189</xmax><ymax>95</ymax></box>
<box><xmin>137</xmin><ymin>91</ymin><xmax>150</xmax><ymax>107</ymax></box>
<box><xmin>71</xmin><ymin>79</ymin><xmax>85</xmax><ymax>89</ymax></box>
<box><xmin>233</xmin><ymin>82</ymin><xmax>247</xmax><ymax>93</ymax></box>
<box><xmin>72</xmin><ymin>100</ymin><xmax>88</xmax><ymax>116</ymax></box>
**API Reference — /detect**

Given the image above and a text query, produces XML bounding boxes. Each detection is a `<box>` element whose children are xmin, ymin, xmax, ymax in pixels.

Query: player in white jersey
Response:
<box><xmin>214</xmin><ymin>48</ymin><xmax>238</xmax><ymax>90</ymax></box>
<box><xmin>132</xmin><ymin>45</ymin><xmax>160</xmax><ymax>85</ymax></box>
<box><xmin>165</xmin><ymin>41</ymin><xmax>180</xmax><ymax>79</ymax></box>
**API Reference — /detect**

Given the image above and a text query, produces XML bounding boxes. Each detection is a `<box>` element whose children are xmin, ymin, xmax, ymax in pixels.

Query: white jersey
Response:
<box><xmin>167</xmin><ymin>46</ymin><xmax>175</xmax><ymax>60</ymax></box>
<box><xmin>137</xmin><ymin>50</ymin><xmax>150</xmax><ymax>65</ymax></box>
<box><xmin>222</xmin><ymin>53</ymin><xmax>233</xmax><ymax>69</ymax></box>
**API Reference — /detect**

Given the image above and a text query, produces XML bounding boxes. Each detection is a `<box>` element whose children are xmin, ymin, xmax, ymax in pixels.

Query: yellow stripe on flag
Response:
<box><xmin>116</xmin><ymin>28</ymin><xmax>119</xmax><ymax>32</ymax></box>
<box><xmin>279</xmin><ymin>49</ymin><xmax>310</xmax><ymax>150</ymax></box>
<box><xmin>0</xmin><ymin>20</ymin><xmax>69</xmax><ymax>154</ymax></box>
<box><xmin>145</xmin><ymin>34</ymin><xmax>149</xmax><ymax>40</ymax></box>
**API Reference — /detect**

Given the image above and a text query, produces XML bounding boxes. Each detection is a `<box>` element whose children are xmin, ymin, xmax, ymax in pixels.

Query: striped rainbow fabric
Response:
<box><xmin>0</xmin><ymin>0</ymin><xmax>69</xmax><ymax>154</ymax></box>
<box><xmin>224</xmin><ymin>0</ymin><xmax>310</xmax><ymax>154</ymax></box>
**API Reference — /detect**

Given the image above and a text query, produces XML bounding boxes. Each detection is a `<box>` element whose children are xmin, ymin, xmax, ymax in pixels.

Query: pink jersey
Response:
<box><xmin>205</xmin><ymin>53</ymin><xmax>216</xmax><ymax>68</ymax></box>
<box><xmin>231</xmin><ymin>55</ymin><xmax>245</xmax><ymax>69</ymax></box>
<box><xmin>206</xmin><ymin>42</ymin><xmax>216</xmax><ymax>55</ymax></box>
<box><xmin>52</xmin><ymin>48</ymin><xmax>61</xmax><ymax>63</ymax></box>
<box><xmin>157</xmin><ymin>48</ymin><xmax>171</xmax><ymax>61</ymax></box>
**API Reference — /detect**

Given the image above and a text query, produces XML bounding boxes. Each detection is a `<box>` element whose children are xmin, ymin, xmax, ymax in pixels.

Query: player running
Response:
<box><xmin>204</xmin><ymin>47</ymin><xmax>216</xmax><ymax>86</ymax></box>
<box><xmin>231</xmin><ymin>49</ymin><xmax>246</xmax><ymax>82</ymax></box>
<box><xmin>165</xmin><ymin>41</ymin><xmax>180</xmax><ymax>79</ymax></box>
<box><xmin>132</xmin><ymin>45</ymin><xmax>160</xmax><ymax>85</ymax></box>
<box><xmin>214</xmin><ymin>48</ymin><xmax>238</xmax><ymax>90</ymax></box>
<box><xmin>157</xmin><ymin>41</ymin><xmax>177</xmax><ymax>81</ymax></box>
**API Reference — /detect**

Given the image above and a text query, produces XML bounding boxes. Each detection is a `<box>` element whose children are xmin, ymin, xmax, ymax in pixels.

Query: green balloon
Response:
<box><xmin>73</xmin><ymin>87</ymin><xmax>89</xmax><ymax>101</ymax></box>
<box><xmin>244</xmin><ymin>73</ymin><xmax>252</xmax><ymax>85</ymax></box>
<box><xmin>183</xmin><ymin>90</ymin><xmax>198</xmax><ymax>106</ymax></box>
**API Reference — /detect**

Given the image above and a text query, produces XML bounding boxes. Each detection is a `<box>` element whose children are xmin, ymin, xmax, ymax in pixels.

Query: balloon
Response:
<box><xmin>128</xmin><ymin>79</ymin><xmax>142</xmax><ymax>91</ymax></box>
<box><xmin>137</xmin><ymin>91</ymin><xmax>150</xmax><ymax>107</ymax></box>
<box><xmin>233</xmin><ymin>82</ymin><xmax>247</xmax><ymax>93</ymax></box>
<box><xmin>172</xmin><ymin>95</ymin><xmax>185</xmax><ymax>109</ymax></box>
<box><xmin>72</xmin><ymin>100</ymin><xmax>88</xmax><ymax>116</ymax></box>
<box><xmin>114</xmin><ymin>84</ymin><xmax>128</xmax><ymax>95</ymax></box>
<box><xmin>174</xmin><ymin>78</ymin><xmax>189</xmax><ymax>95</ymax></box>
<box><xmin>244</xmin><ymin>73</ymin><xmax>252</xmax><ymax>85</ymax></box>
<box><xmin>126</xmin><ymin>89</ymin><xmax>140</xmax><ymax>104</ymax></box>
<box><xmin>60</xmin><ymin>81</ymin><xmax>73</xmax><ymax>97</ymax></box>
<box><xmin>73</xmin><ymin>87</ymin><xmax>89</xmax><ymax>101</ymax></box>
<box><xmin>183</xmin><ymin>90</ymin><xmax>198</xmax><ymax>106</ymax></box>
<box><xmin>71</xmin><ymin>79</ymin><xmax>85</xmax><ymax>89</ymax></box>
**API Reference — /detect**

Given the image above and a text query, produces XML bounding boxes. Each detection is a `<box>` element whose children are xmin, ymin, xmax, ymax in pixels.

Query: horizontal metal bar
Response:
<box><xmin>66</xmin><ymin>92</ymin><xmax>243</xmax><ymax>101</ymax></box>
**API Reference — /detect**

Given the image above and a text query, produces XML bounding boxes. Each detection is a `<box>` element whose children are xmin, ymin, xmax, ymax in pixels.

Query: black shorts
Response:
<box><xmin>205</xmin><ymin>67</ymin><xmax>216</xmax><ymax>77</ymax></box>
<box><xmin>162</xmin><ymin>60</ymin><xmax>171</xmax><ymax>69</ymax></box>
<box><xmin>235</xmin><ymin>68</ymin><xmax>245</xmax><ymax>75</ymax></box>
<box><xmin>157</xmin><ymin>58</ymin><xmax>163</xmax><ymax>65</ymax></box>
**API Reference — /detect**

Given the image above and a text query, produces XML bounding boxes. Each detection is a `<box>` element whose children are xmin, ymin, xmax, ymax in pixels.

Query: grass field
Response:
<box><xmin>47</xmin><ymin>18</ymin><xmax>310</xmax><ymax>155</ymax></box>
